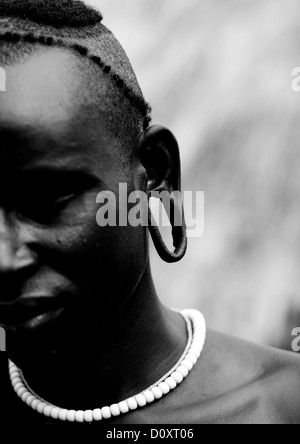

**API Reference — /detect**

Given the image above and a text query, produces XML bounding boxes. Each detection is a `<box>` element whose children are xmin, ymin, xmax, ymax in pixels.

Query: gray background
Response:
<box><xmin>87</xmin><ymin>0</ymin><xmax>300</xmax><ymax>350</ymax></box>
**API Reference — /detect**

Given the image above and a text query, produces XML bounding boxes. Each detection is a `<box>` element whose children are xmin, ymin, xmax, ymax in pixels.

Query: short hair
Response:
<box><xmin>0</xmin><ymin>0</ymin><xmax>152</xmax><ymax>135</ymax></box>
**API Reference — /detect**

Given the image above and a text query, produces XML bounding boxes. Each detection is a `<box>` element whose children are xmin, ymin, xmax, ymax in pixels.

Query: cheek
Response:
<box><xmin>54</xmin><ymin>188</ymin><xmax>147</xmax><ymax>268</ymax></box>
<box><xmin>31</xmin><ymin>184</ymin><xmax>148</xmax><ymax>302</ymax></box>
<box><xmin>38</xmin><ymin>214</ymin><xmax>147</xmax><ymax>292</ymax></box>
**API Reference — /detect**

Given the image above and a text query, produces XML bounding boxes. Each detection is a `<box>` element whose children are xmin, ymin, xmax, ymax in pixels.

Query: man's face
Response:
<box><xmin>0</xmin><ymin>47</ymin><xmax>147</xmax><ymax>355</ymax></box>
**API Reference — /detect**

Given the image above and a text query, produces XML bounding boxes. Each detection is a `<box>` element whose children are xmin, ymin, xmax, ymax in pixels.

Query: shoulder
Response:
<box><xmin>194</xmin><ymin>330</ymin><xmax>300</xmax><ymax>424</ymax></box>
<box><xmin>263</xmin><ymin>344</ymin><xmax>300</xmax><ymax>424</ymax></box>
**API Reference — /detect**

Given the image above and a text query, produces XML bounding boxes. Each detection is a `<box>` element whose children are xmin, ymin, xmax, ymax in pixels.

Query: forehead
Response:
<box><xmin>0</xmin><ymin>46</ymin><xmax>93</xmax><ymax>129</ymax></box>
<box><xmin>0</xmin><ymin>46</ymin><xmax>117</xmax><ymax>173</ymax></box>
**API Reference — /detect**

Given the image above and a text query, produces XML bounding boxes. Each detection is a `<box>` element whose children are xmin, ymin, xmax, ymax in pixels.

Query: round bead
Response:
<box><xmin>185</xmin><ymin>353</ymin><xmax>197</xmax><ymax>365</ymax></box>
<box><xmin>17</xmin><ymin>387</ymin><xmax>27</xmax><ymax>398</ymax></box>
<box><xmin>84</xmin><ymin>410</ymin><xmax>94</xmax><ymax>423</ymax></box>
<box><xmin>110</xmin><ymin>404</ymin><xmax>120</xmax><ymax>417</ymax></box>
<box><xmin>11</xmin><ymin>376</ymin><xmax>21</xmax><ymax>384</ymax></box>
<box><xmin>21</xmin><ymin>391</ymin><xmax>31</xmax><ymax>403</ymax></box>
<box><xmin>43</xmin><ymin>406</ymin><xmax>53</xmax><ymax>417</ymax></box>
<box><xmin>58</xmin><ymin>409</ymin><xmax>68</xmax><ymax>421</ymax></box>
<box><xmin>43</xmin><ymin>405</ymin><xmax>53</xmax><ymax>418</ymax></box>
<box><xmin>75</xmin><ymin>411</ymin><xmax>85</xmax><ymax>423</ymax></box>
<box><xmin>194</xmin><ymin>338</ymin><xmax>204</xmax><ymax>347</ymax></box>
<box><xmin>143</xmin><ymin>390</ymin><xmax>155</xmax><ymax>403</ymax></box>
<box><xmin>190</xmin><ymin>347</ymin><xmax>201</xmax><ymax>358</ymax></box>
<box><xmin>158</xmin><ymin>382</ymin><xmax>170</xmax><ymax>395</ymax></box>
<box><xmin>193</xmin><ymin>336</ymin><xmax>203</xmax><ymax>345</ymax></box>
<box><xmin>51</xmin><ymin>407</ymin><xmax>60</xmax><ymax>420</ymax></box>
<box><xmin>181</xmin><ymin>359</ymin><xmax>194</xmax><ymax>371</ymax></box>
<box><xmin>31</xmin><ymin>399</ymin><xmax>40</xmax><ymax>411</ymax></box>
<box><xmin>151</xmin><ymin>387</ymin><xmax>163</xmax><ymax>400</ymax></box>
<box><xmin>136</xmin><ymin>394</ymin><xmax>147</xmax><ymax>407</ymax></box>
<box><xmin>172</xmin><ymin>371</ymin><xmax>184</xmax><ymax>384</ymax></box>
<box><xmin>66</xmin><ymin>410</ymin><xmax>76</xmax><ymax>422</ymax></box>
<box><xmin>119</xmin><ymin>401</ymin><xmax>130</xmax><ymax>414</ymax></box>
<box><xmin>17</xmin><ymin>386</ymin><xmax>27</xmax><ymax>398</ymax></box>
<box><xmin>7</xmin><ymin>312</ymin><xmax>206</xmax><ymax>423</ymax></box>
<box><xmin>37</xmin><ymin>402</ymin><xmax>47</xmax><ymax>414</ymax></box>
<box><xmin>189</xmin><ymin>346</ymin><xmax>200</xmax><ymax>355</ymax></box>
<box><xmin>127</xmin><ymin>397</ymin><xmax>138</xmax><ymax>411</ymax></box>
<box><xmin>194</xmin><ymin>326</ymin><xmax>203</xmax><ymax>335</ymax></box>
<box><xmin>165</xmin><ymin>377</ymin><xmax>177</xmax><ymax>390</ymax></box>
<box><xmin>193</xmin><ymin>343</ymin><xmax>204</xmax><ymax>353</ymax></box>
<box><xmin>101</xmin><ymin>406</ymin><xmax>112</xmax><ymax>420</ymax></box>
<box><xmin>177</xmin><ymin>365</ymin><xmax>189</xmax><ymax>378</ymax></box>
<box><xmin>14</xmin><ymin>382</ymin><xmax>23</xmax><ymax>392</ymax></box>
<box><xmin>26</xmin><ymin>395</ymin><xmax>36</xmax><ymax>406</ymax></box>
<box><xmin>192</xmin><ymin>336</ymin><xmax>200</xmax><ymax>344</ymax></box>
<box><xmin>92</xmin><ymin>409</ymin><xmax>102</xmax><ymax>421</ymax></box>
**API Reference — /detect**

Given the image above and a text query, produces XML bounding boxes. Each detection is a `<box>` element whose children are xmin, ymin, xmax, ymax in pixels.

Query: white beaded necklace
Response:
<box><xmin>9</xmin><ymin>309</ymin><xmax>206</xmax><ymax>423</ymax></box>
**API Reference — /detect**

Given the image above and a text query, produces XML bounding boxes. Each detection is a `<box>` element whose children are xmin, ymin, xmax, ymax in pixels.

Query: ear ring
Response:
<box><xmin>148</xmin><ymin>195</ymin><xmax>187</xmax><ymax>263</ymax></box>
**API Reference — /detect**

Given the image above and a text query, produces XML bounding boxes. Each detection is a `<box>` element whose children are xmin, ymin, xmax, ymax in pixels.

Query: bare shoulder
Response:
<box><xmin>192</xmin><ymin>330</ymin><xmax>300</xmax><ymax>424</ymax></box>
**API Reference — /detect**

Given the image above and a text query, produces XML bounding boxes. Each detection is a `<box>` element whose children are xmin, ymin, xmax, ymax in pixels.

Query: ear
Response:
<box><xmin>138</xmin><ymin>125</ymin><xmax>182</xmax><ymax>195</ymax></box>
<box><xmin>137</xmin><ymin>125</ymin><xmax>187</xmax><ymax>263</ymax></box>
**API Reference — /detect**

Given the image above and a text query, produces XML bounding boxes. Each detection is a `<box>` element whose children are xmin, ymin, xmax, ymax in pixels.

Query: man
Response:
<box><xmin>0</xmin><ymin>0</ymin><xmax>299</xmax><ymax>424</ymax></box>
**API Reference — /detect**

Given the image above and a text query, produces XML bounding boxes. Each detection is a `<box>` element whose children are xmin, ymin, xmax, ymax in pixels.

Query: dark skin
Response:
<box><xmin>0</xmin><ymin>46</ymin><xmax>299</xmax><ymax>424</ymax></box>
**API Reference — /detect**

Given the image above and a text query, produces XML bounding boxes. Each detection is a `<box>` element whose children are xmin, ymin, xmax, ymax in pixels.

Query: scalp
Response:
<box><xmin>0</xmin><ymin>0</ymin><xmax>103</xmax><ymax>27</ymax></box>
<box><xmin>0</xmin><ymin>41</ymin><xmax>143</xmax><ymax>166</ymax></box>
<box><xmin>0</xmin><ymin>0</ymin><xmax>152</xmax><ymax>164</ymax></box>
<box><xmin>0</xmin><ymin>0</ymin><xmax>152</xmax><ymax>141</ymax></box>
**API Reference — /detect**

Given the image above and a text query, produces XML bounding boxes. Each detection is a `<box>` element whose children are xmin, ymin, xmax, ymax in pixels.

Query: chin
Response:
<box><xmin>4</xmin><ymin>313</ymin><xmax>68</xmax><ymax>361</ymax></box>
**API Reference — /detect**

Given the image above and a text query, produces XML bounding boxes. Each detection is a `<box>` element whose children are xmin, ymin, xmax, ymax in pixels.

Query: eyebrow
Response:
<box><xmin>6</xmin><ymin>165</ymin><xmax>102</xmax><ymax>196</ymax></box>
<box><xmin>19</xmin><ymin>164</ymin><xmax>99</xmax><ymax>180</ymax></box>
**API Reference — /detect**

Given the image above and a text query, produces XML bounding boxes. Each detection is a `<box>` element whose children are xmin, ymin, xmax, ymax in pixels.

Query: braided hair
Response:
<box><xmin>0</xmin><ymin>0</ymin><xmax>152</xmax><ymax>130</ymax></box>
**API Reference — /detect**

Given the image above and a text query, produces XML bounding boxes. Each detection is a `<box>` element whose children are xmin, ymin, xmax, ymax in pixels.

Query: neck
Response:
<box><xmin>11</xmin><ymin>265</ymin><xmax>187</xmax><ymax>410</ymax></box>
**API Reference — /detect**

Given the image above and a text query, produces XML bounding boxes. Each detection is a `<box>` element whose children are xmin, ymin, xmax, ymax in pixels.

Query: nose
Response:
<box><xmin>0</xmin><ymin>236</ymin><xmax>35</xmax><ymax>273</ymax></box>
<box><xmin>0</xmin><ymin>211</ymin><xmax>38</xmax><ymax>302</ymax></box>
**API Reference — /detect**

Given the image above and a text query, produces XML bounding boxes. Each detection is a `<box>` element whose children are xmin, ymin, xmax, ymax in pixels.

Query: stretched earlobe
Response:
<box><xmin>140</xmin><ymin>125</ymin><xmax>187</xmax><ymax>263</ymax></box>
<box><xmin>148</xmin><ymin>204</ymin><xmax>187</xmax><ymax>263</ymax></box>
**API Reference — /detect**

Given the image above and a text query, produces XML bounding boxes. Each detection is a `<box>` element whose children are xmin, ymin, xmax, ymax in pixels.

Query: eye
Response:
<box><xmin>13</xmin><ymin>170</ymin><xmax>100</xmax><ymax>224</ymax></box>
<box><xmin>16</xmin><ymin>187</ymin><xmax>79</xmax><ymax>224</ymax></box>
<box><xmin>49</xmin><ymin>192</ymin><xmax>76</xmax><ymax>208</ymax></box>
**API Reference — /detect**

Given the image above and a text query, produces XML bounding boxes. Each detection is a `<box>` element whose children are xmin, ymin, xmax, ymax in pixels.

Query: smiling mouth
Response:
<box><xmin>0</xmin><ymin>297</ymin><xmax>66</xmax><ymax>329</ymax></box>
<box><xmin>16</xmin><ymin>307</ymin><xmax>66</xmax><ymax>330</ymax></box>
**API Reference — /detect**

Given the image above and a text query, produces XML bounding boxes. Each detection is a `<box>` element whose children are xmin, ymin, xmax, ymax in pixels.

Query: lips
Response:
<box><xmin>0</xmin><ymin>296</ymin><xmax>66</xmax><ymax>327</ymax></box>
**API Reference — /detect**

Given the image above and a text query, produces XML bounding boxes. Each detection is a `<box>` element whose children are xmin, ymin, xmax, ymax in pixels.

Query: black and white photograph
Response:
<box><xmin>0</xmin><ymin>0</ymin><xmax>299</xmax><ymax>427</ymax></box>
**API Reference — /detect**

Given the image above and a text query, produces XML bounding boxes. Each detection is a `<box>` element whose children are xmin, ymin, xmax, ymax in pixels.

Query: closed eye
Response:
<box><xmin>12</xmin><ymin>169</ymin><xmax>100</xmax><ymax>224</ymax></box>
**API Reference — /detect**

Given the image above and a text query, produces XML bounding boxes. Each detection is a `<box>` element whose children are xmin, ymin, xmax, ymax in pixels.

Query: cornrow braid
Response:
<box><xmin>0</xmin><ymin>0</ymin><xmax>102</xmax><ymax>27</ymax></box>
<box><xmin>0</xmin><ymin>1</ymin><xmax>152</xmax><ymax>130</ymax></box>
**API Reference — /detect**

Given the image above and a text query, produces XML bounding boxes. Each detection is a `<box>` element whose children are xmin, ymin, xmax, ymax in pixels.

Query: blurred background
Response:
<box><xmin>87</xmin><ymin>0</ymin><xmax>300</xmax><ymax>350</ymax></box>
